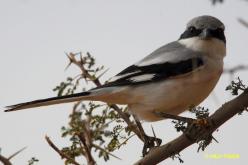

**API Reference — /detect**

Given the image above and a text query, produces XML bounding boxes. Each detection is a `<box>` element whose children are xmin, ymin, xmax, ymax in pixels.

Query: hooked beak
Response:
<box><xmin>200</xmin><ymin>28</ymin><xmax>213</xmax><ymax>40</ymax></box>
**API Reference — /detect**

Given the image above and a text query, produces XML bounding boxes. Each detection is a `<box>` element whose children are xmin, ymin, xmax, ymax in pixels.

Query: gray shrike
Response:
<box><xmin>5</xmin><ymin>15</ymin><xmax>226</xmax><ymax>122</ymax></box>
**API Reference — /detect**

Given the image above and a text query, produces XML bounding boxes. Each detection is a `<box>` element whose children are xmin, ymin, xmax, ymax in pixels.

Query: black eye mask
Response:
<box><xmin>179</xmin><ymin>27</ymin><xmax>226</xmax><ymax>43</ymax></box>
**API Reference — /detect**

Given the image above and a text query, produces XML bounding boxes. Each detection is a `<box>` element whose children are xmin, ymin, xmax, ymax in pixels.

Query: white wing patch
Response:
<box><xmin>135</xmin><ymin>56</ymin><xmax>166</xmax><ymax>66</ymax></box>
<box><xmin>129</xmin><ymin>74</ymin><xmax>155</xmax><ymax>82</ymax></box>
<box><xmin>108</xmin><ymin>71</ymin><xmax>141</xmax><ymax>82</ymax></box>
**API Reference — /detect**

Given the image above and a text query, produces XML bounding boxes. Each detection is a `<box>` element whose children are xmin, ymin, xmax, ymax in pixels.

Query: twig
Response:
<box><xmin>224</xmin><ymin>65</ymin><xmax>248</xmax><ymax>82</ymax></box>
<box><xmin>66</xmin><ymin>53</ymin><xmax>101</xmax><ymax>86</ymax></box>
<box><xmin>0</xmin><ymin>155</ymin><xmax>12</xmax><ymax>165</ymax></box>
<box><xmin>238</xmin><ymin>18</ymin><xmax>248</xmax><ymax>28</ymax></box>
<box><xmin>224</xmin><ymin>65</ymin><xmax>248</xmax><ymax>74</ymax></box>
<box><xmin>67</xmin><ymin>53</ymin><xmax>144</xmax><ymax>141</ymax></box>
<box><xmin>7</xmin><ymin>146</ymin><xmax>27</xmax><ymax>160</ymax></box>
<box><xmin>77</xmin><ymin>132</ymin><xmax>95</xmax><ymax>165</ymax></box>
<box><xmin>110</xmin><ymin>104</ymin><xmax>144</xmax><ymax>140</ymax></box>
<box><xmin>71</xmin><ymin>99</ymin><xmax>96</xmax><ymax>165</ymax></box>
<box><xmin>135</xmin><ymin>89</ymin><xmax>248</xmax><ymax>165</ymax></box>
<box><xmin>92</xmin><ymin>144</ymin><xmax>122</xmax><ymax>160</ymax></box>
<box><xmin>45</xmin><ymin>135</ymin><xmax>80</xmax><ymax>165</ymax></box>
<box><xmin>116</xmin><ymin>134</ymin><xmax>136</xmax><ymax>149</ymax></box>
<box><xmin>0</xmin><ymin>147</ymin><xmax>27</xmax><ymax>165</ymax></box>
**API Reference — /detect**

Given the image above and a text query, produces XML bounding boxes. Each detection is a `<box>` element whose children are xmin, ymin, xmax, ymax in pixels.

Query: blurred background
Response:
<box><xmin>0</xmin><ymin>0</ymin><xmax>247</xmax><ymax>164</ymax></box>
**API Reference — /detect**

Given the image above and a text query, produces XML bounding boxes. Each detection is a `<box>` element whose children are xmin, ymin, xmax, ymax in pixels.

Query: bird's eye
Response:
<box><xmin>188</xmin><ymin>26</ymin><xmax>196</xmax><ymax>33</ymax></box>
<box><xmin>216</xmin><ymin>28</ymin><xmax>223</xmax><ymax>33</ymax></box>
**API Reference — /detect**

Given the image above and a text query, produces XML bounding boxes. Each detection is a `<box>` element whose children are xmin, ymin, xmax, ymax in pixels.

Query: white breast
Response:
<box><xmin>179</xmin><ymin>37</ymin><xmax>226</xmax><ymax>59</ymax></box>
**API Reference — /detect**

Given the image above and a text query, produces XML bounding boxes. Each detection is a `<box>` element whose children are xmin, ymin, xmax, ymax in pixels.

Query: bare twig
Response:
<box><xmin>135</xmin><ymin>89</ymin><xmax>248</xmax><ymax>165</ymax></box>
<box><xmin>66</xmin><ymin>52</ymin><xmax>101</xmax><ymax>86</ymax></box>
<box><xmin>7</xmin><ymin>146</ymin><xmax>27</xmax><ymax>160</ymax></box>
<box><xmin>238</xmin><ymin>18</ymin><xmax>248</xmax><ymax>28</ymax></box>
<box><xmin>45</xmin><ymin>135</ymin><xmax>80</xmax><ymax>165</ymax></box>
<box><xmin>115</xmin><ymin>134</ymin><xmax>136</xmax><ymax>150</ymax></box>
<box><xmin>65</xmin><ymin>52</ymin><xmax>147</xmax><ymax>164</ymax></box>
<box><xmin>0</xmin><ymin>147</ymin><xmax>27</xmax><ymax>165</ymax></box>
<box><xmin>224</xmin><ymin>65</ymin><xmax>248</xmax><ymax>74</ymax></box>
<box><xmin>66</xmin><ymin>53</ymin><xmax>144</xmax><ymax>141</ymax></box>
<box><xmin>224</xmin><ymin>65</ymin><xmax>248</xmax><ymax>82</ymax></box>
<box><xmin>77</xmin><ymin>132</ymin><xmax>95</xmax><ymax>165</ymax></box>
<box><xmin>92</xmin><ymin>144</ymin><xmax>122</xmax><ymax>160</ymax></box>
<box><xmin>0</xmin><ymin>155</ymin><xmax>12</xmax><ymax>165</ymax></box>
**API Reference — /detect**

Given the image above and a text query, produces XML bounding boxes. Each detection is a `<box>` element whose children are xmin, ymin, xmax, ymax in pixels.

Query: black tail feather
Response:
<box><xmin>5</xmin><ymin>91</ymin><xmax>91</xmax><ymax>112</ymax></box>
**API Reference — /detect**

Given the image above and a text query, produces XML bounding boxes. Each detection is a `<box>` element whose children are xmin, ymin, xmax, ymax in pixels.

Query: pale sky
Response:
<box><xmin>0</xmin><ymin>0</ymin><xmax>248</xmax><ymax>164</ymax></box>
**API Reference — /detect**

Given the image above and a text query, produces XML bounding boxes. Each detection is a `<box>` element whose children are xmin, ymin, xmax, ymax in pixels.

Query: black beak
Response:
<box><xmin>200</xmin><ymin>28</ymin><xmax>213</xmax><ymax>39</ymax></box>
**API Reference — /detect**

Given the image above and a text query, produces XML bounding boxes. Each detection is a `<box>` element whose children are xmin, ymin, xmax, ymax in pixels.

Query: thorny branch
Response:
<box><xmin>46</xmin><ymin>52</ymin><xmax>154</xmax><ymax>165</ymax></box>
<box><xmin>76</xmin><ymin>126</ymin><xmax>96</xmax><ymax>165</ymax></box>
<box><xmin>45</xmin><ymin>136</ymin><xmax>80</xmax><ymax>165</ymax></box>
<box><xmin>48</xmin><ymin>52</ymin><xmax>248</xmax><ymax>164</ymax></box>
<box><xmin>67</xmin><ymin>53</ymin><xmax>165</xmax><ymax>157</ymax></box>
<box><xmin>0</xmin><ymin>155</ymin><xmax>11</xmax><ymax>165</ymax></box>
<box><xmin>0</xmin><ymin>147</ymin><xmax>27</xmax><ymax>165</ymax></box>
<box><xmin>135</xmin><ymin>87</ymin><xmax>248</xmax><ymax>164</ymax></box>
<box><xmin>66</xmin><ymin>52</ymin><xmax>145</xmax><ymax>141</ymax></box>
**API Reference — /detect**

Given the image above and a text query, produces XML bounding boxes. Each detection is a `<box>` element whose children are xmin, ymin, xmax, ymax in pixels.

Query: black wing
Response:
<box><xmin>101</xmin><ymin>57</ymin><xmax>204</xmax><ymax>87</ymax></box>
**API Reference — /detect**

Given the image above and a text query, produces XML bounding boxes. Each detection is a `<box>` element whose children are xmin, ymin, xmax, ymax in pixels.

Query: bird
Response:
<box><xmin>5</xmin><ymin>15</ymin><xmax>226</xmax><ymax>122</ymax></box>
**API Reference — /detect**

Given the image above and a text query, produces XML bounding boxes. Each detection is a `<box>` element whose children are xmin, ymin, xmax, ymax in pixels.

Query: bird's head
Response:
<box><xmin>179</xmin><ymin>15</ymin><xmax>226</xmax><ymax>58</ymax></box>
<box><xmin>179</xmin><ymin>15</ymin><xmax>226</xmax><ymax>44</ymax></box>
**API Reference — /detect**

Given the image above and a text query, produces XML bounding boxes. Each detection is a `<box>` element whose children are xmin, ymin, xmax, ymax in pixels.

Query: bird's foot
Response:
<box><xmin>154</xmin><ymin>111</ymin><xmax>213</xmax><ymax>138</ymax></box>
<box><xmin>132</xmin><ymin>114</ymin><xmax>162</xmax><ymax>156</ymax></box>
<box><xmin>142</xmin><ymin>135</ymin><xmax>162</xmax><ymax>156</ymax></box>
<box><xmin>185</xmin><ymin>118</ymin><xmax>214</xmax><ymax>143</ymax></box>
<box><xmin>190</xmin><ymin>118</ymin><xmax>209</xmax><ymax>127</ymax></box>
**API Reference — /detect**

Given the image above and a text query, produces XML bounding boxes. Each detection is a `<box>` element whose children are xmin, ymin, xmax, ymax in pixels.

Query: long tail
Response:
<box><xmin>5</xmin><ymin>91</ymin><xmax>93</xmax><ymax>112</ymax></box>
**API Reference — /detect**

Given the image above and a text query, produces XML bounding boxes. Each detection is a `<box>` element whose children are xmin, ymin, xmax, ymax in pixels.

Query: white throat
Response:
<box><xmin>179</xmin><ymin>37</ymin><xmax>226</xmax><ymax>59</ymax></box>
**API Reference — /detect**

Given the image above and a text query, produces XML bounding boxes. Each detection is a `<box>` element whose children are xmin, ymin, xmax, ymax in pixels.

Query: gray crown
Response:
<box><xmin>187</xmin><ymin>15</ymin><xmax>225</xmax><ymax>30</ymax></box>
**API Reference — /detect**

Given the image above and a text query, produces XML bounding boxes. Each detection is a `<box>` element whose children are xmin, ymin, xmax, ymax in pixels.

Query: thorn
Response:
<box><xmin>80</xmin><ymin>54</ymin><xmax>86</xmax><ymax>66</ymax></box>
<box><xmin>86</xmin><ymin>52</ymin><xmax>91</xmax><ymax>57</ymax></box>
<box><xmin>65</xmin><ymin>53</ymin><xmax>73</xmax><ymax>71</ymax></box>
<box><xmin>151</xmin><ymin>125</ymin><xmax>156</xmax><ymax>138</ymax></box>
<box><xmin>96</xmin><ymin>68</ymin><xmax>109</xmax><ymax>80</ymax></box>
<box><xmin>92</xmin><ymin>144</ymin><xmax>122</xmax><ymax>160</ymax></box>
<box><xmin>212</xmin><ymin>136</ymin><xmax>219</xmax><ymax>143</ymax></box>
<box><xmin>7</xmin><ymin>146</ymin><xmax>27</xmax><ymax>160</ymax></box>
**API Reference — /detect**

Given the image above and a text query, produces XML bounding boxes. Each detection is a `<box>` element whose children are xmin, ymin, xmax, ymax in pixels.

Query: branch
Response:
<box><xmin>238</xmin><ymin>18</ymin><xmax>248</xmax><ymax>28</ymax></box>
<box><xmin>0</xmin><ymin>147</ymin><xmax>27</xmax><ymax>165</ymax></box>
<box><xmin>77</xmin><ymin>131</ymin><xmax>96</xmax><ymax>165</ymax></box>
<box><xmin>224</xmin><ymin>65</ymin><xmax>248</xmax><ymax>74</ymax></box>
<box><xmin>45</xmin><ymin>135</ymin><xmax>80</xmax><ymax>165</ymax></box>
<box><xmin>7</xmin><ymin>147</ymin><xmax>27</xmax><ymax>160</ymax></box>
<box><xmin>135</xmin><ymin>89</ymin><xmax>248</xmax><ymax>165</ymax></box>
<box><xmin>66</xmin><ymin>53</ymin><xmax>144</xmax><ymax>141</ymax></box>
<box><xmin>0</xmin><ymin>155</ymin><xmax>11</xmax><ymax>165</ymax></box>
<box><xmin>92</xmin><ymin>144</ymin><xmax>122</xmax><ymax>160</ymax></box>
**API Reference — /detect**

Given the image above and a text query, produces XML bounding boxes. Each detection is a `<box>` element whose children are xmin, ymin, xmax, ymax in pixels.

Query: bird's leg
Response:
<box><xmin>155</xmin><ymin>112</ymin><xmax>213</xmax><ymax>142</ymax></box>
<box><xmin>133</xmin><ymin>115</ymin><xmax>162</xmax><ymax>156</ymax></box>
<box><xmin>155</xmin><ymin>111</ymin><xmax>210</xmax><ymax>126</ymax></box>
<box><xmin>155</xmin><ymin>112</ymin><xmax>195</xmax><ymax>123</ymax></box>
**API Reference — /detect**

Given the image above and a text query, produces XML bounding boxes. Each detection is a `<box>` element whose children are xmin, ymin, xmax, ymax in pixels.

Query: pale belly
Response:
<box><xmin>128</xmin><ymin>67</ymin><xmax>222</xmax><ymax>121</ymax></box>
